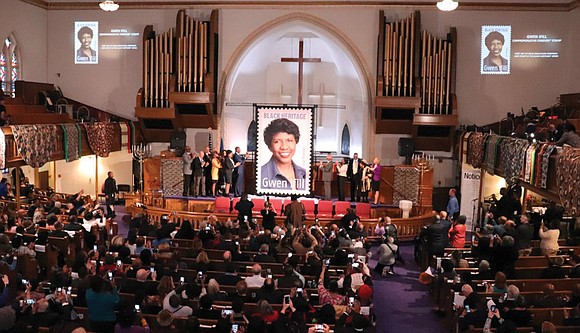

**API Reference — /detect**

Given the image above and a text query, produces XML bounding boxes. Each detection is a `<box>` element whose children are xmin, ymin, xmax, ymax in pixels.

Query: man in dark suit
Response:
<box><xmin>192</xmin><ymin>150</ymin><xmax>205</xmax><ymax>197</ymax></box>
<box><xmin>569</xmin><ymin>255</ymin><xmax>580</xmax><ymax>278</ymax></box>
<box><xmin>346</xmin><ymin>153</ymin><xmax>362</xmax><ymax>202</ymax></box>
<box><xmin>424</xmin><ymin>215</ymin><xmax>448</xmax><ymax>258</ymax></box>
<box><xmin>233</xmin><ymin>147</ymin><xmax>248</xmax><ymax>197</ymax></box>
<box><xmin>103</xmin><ymin>171</ymin><xmax>118</xmax><ymax>218</ymax></box>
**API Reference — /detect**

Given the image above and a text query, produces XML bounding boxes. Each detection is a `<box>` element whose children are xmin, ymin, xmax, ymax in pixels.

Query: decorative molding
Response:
<box><xmin>19</xmin><ymin>1</ymin><xmax>580</xmax><ymax>12</ymax></box>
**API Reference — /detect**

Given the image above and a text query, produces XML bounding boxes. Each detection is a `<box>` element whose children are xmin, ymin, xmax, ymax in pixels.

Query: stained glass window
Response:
<box><xmin>1</xmin><ymin>36</ymin><xmax>20</xmax><ymax>96</ymax></box>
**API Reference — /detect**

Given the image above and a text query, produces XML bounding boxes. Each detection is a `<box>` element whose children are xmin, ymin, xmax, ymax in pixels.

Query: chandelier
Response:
<box><xmin>99</xmin><ymin>1</ymin><xmax>119</xmax><ymax>12</ymax></box>
<box><xmin>437</xmin><ymin>0</ymin><xmax>459</xmax><ymax>11</ymax></box>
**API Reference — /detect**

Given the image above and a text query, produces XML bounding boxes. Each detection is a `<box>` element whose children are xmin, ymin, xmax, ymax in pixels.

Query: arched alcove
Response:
<box><xmin>219</xmin><ymin>13</ymin><xmax>372</xmax><ymax>157</ymax></box>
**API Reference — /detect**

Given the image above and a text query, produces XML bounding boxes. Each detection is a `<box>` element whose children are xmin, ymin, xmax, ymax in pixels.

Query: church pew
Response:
<box><xmin>458</xmin><ymin>266</ymin><xmax>573</xmax><ymax>280</ymax></box>
<box><xmin>468</xmin><ymin>327</ymin><xmax>580</xmax><ymax>333</ymax></box>
<box><xmin>470</xmin><ymin>278</ymin><xmax>580</xmax><ymax>293</ymax></box>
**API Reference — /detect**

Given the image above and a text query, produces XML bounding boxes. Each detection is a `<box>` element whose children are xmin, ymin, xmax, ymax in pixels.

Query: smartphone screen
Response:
<box><xmin>93</xmin><ymin>245</ymin><xmax>98</xmax><ymax>251</ymax></box>
<box><xmin>180</xmin><ymin>277</ymin><xmax>185</xmax><ymax>283</ymax></box>
<box><xmin>287</xmin><ymin>253</ymin><xmax>293</xmax><ymax>258</ymax></box>
<box><xmin>348</xmin><ymin>297</ymin><xmax>354</xmax><ymax>306</ymax></box>
<box><xmin>284</xmin><ymin>295</ymin><xmax>290</xmax><ymax>304</ymax></box>
<box><xmin>116</xmin><ymin>260</ymin><xmax>122</xmax><ymax>267</ymax></box>
<box><xmin>231</xmin><ymin>324</ymin><xmax>239</xmax><ymax>333</ymax></box>
<box><xmin>297</xmin><ymin>288</ymin><xmax>303</xmax><ymax>293</ymax></box>
<box><xmin>267</xmin><ymin>274</ymin><xmax>273</xmax><ymax>279</ymax></box>
<box><xmin>135</xmin><ymin>304</ymin><xmax>140</xmax><ymax>312</ymax></box>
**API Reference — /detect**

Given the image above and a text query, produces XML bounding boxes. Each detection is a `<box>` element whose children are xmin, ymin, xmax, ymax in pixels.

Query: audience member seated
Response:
<box><xmin>533</xmin><ymin>283</ymin><xmax>568</xmax><ymax>308</ymax></box>
<box><xmin>541</xmin><ymin>256</ymin><xmax>568</xmax><ymax>279</ymax></box>
<box><xmin>254</xmin><ymin>244</ymin><xmax>276</xmax><ymax>263</ymax></box>
<box><xmin>257</xmin><ymin>278</ymin><xmax>284</xmax><ymax>305</ymax></box>
<box><xmin>245</xmin><ymin>264</ymin><xmax>266</xmax><ymax>288</ymax></box>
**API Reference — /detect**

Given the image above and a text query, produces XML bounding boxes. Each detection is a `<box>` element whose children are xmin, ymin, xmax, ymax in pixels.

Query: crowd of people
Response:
<box><xmin>418</xmin><ymin>201</ymin><xmax>580</xmax><ymax>332</ymax></box>
<box><xmin>0</xmin><ymin>189</ymin><xmax>398</xmax><ymax>333</ymax></box>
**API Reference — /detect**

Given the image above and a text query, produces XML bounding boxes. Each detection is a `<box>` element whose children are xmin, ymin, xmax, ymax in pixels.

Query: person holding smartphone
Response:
<box><xmin>85</xmin><ymin>274</ymin><xmax>119</xmax><ymax>332</ymax></box>
<box><xmin>317</xmin><ymin>264</ymin><xmax>346</xmax><ymax>305</ymax></box>
<box><xmin>114</xmin><ymin>301</ymin><xmax>149</xmax><ymax>333</ymax></box>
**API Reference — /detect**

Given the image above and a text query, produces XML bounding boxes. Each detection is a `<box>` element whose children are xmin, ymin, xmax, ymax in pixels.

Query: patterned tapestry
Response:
<box><xmin>483</xmin><ymin>134</ymin><xmax>502</xmax><ymax>175</ymax></box>
<box><xmin>61</xmin><ymin>123</ymin><xmax>81</xmax><ymax>162</ymax></box>
<box><xmin>535</xmin><ymin>144</ymin><xmax>556</xmax><ymax>189</ymax></box>
<box><xmin>161</xmin><ymin>158</ymin><xmax>183</xmax><ymax>196</ymax></box>
<box><xmin>499</xmin><ymin>137</ymin><xmax>529</xmax><ymax>186</ymax></box>
<box><xmin>10</xmin><ymin>124</ymin><xmax>57</xmax><ymax>168</ymax></box>
<box><xmin>84</xmin><ymin>122</ymin><xmax>115</xmax><ymax>157</ymax></box>
<box><xmin>393</xmin><ymin>166</ymin><xmax>419</xmax><ymax>205</ymax></box>
<box><xmin>120</xmin><ymin>122</ymin><xmax>135</xmax><ymax>153</ymax></box>
<box><xmin>0</xmin><ymin>129</ymin><xmax>5</xmax><ymax>169</ymax></box>
<box><xmin>556</xmin><ymin>147</ymin><xmax>580</xmax><ymax>216</ymax></box>
<box><xmin>466</xmin><ymin>132</ymin><xmax>487</xmax><ymax>169</ymax></box>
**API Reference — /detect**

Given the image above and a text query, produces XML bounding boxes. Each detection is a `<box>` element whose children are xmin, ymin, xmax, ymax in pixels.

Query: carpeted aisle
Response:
<box><xmin>370</xmin><ymin>242</ymin><xmax>448</xmax><ymax>333</ymax></box>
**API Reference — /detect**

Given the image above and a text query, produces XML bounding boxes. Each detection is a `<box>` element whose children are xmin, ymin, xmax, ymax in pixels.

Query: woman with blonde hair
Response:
<box><xmin>193</xmin><ymin>250</ymin><xmax>210</xmax><ymax>272</ymax></box>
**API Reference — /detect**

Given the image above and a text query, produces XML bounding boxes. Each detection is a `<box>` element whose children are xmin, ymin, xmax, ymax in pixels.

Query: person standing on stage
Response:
<box><xmin>182</xmin><ymin>146</ymin><xmax>194</xmax><ymax>196</ymax></box>
<box><xmin>203</xmin><ymin>146</ymin><xmax>212</xmax><ymax>197</ymax></box>
<box><xmin>321</xmin><ymin>153</ymin><xmax>334</xmax><ymax>200</ymax></box>
<box><xmin>347</xmin><ymin>153</ymin><xmax>362</xmax><ymax>202</ymax></box>
<box><xmin>192</xmin><ymin>150</ymin><xmax>205</xmax><ymax>197</ymax></box>
<box><xmin>336</xmin><ymin>157</ymin><xmax>348</xmax><ymax>201</ymax></box>
<box><xmin>103</xmin><ymin>171</ymin><xmax>118</xmax><ymax>218</ymax></box>
<box><xmin>233</xmin><ymin>146</ymin><xmax>248</xmax><ymax>197</ymax></box>
<box><xmin>370</xmin><ymin>157</ymin><xmax>382</xmax><ymax>205</ymax></box>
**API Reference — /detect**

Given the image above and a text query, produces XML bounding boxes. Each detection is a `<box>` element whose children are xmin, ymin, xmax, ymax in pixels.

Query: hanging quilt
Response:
<box><xmin>61</xmin><ymin>123</ymin><xmax>81</xmax><ymax>162</ymax></box>
<box><xmin>523</xmin><ymin>143</ymin><xmax>538</xmax><ymax>184</ymax></box>
<box><xmin>393</xmin><ymin>166</ymin><xmax>419</xmax><ymax>205</ymax></box>
<box><xmin>10</xmin><ymin>124</ymin><xmax>57</xmax><ymax>168</ymax></box>
<box><xmin>120</xmin><ymin>122</ymin><xmax>135</xmax><ymax>153</ymax></box>
<box><xmin>483</xmin><ymin>134</ymin><xmax>502</xmax><ymax>175</ymax></box>
<box><xmin>467</xmin><ymin>132</ymin><xmax>487</xmax><ymax>169</ymax></box>
<box><xmin>499</xmin><ymin>137</ymin><xmax>529</xmax><ymax>186</ymax></box>
<box><xmin>84</xmin><ymin>122</ymin><xmax>115</xmax><ymax>157</ymax></box>
<box><xmin>556</xmin><ymin>147</ymin><xmax>580</xmax><ymax>216</ymax></box>
<box><xmin>536</xmin><ymin>144</ymin><xmax>556</xmax><ymax>189</ymax></box>
<box><xmin>0</xmin><ymin>129</ymin><xmax>5</xmax><ymax>169</ymax></box>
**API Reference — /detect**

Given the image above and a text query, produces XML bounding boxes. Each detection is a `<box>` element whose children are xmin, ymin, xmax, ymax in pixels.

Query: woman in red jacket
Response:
<box><xmin>448</xmin><ymin>215</ymin><xmax>467</xmax><ymax>248</ymax></box>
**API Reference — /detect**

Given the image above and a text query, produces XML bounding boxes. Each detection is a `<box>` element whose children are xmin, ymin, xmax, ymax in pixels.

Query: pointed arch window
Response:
<box><xmin>0</xmin><ymin>35</ymin><xmax>21</xmax><ymax>96</ymax></box>
<box><xmin>247</xmin><ymin>120</ymin><xmax>257</xmax><ymax>152</ymax></box>
<box><xmin>341</xmin><ymin>124</ymin><xmax>350</xmax><ymax>155</ymax></box>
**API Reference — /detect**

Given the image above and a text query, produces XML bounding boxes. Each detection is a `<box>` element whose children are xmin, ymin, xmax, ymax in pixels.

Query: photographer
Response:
<box><xmin>260</xmin><ymin>201</ymin><xmax>277</xmax><ymax>232</ymax></box>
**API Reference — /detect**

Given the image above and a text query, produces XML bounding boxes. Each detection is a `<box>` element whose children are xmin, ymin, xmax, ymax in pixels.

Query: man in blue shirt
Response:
<box><xmin>446</xmin><ymin>188</ymin><xmax>459</xmax><ymax>220</ymax></box>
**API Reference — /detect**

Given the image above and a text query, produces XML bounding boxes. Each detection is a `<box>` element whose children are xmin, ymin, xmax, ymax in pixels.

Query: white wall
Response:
<box><xmin>1</xmin><ymin>0</ymin><xmax>48</xmax><ymax>83</ymax></box>
<box><xmin>3</xmin><ymin>4</ymin><xmax>578</xmax><ymax>174</ymax></box>
<box><xmin>54</xmin><ymin>151</ymin><xmax>133</xmax><ymax>198</ymax></box>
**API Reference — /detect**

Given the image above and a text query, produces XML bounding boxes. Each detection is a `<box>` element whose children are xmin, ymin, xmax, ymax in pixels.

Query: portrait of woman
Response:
<box><xmin>76</xmin><ymin>26</ymin><xmax>97</xmax><ymax>63</ymax></box>
<box><xmin>482</xmin><ymin>31</ymin><xmax>508</xmax><ymax>73</ymax></box>
<box><xmin>260</xmin><ymin>117</ymin><xmax>306</xmax><ymax>190</ymax></box>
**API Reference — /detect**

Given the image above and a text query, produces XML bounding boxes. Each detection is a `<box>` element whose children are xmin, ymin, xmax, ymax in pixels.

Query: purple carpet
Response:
<box><xmin>370</xmin><ymin>242</ymin><xmax>448</xmax><ymax>333</ymax></box>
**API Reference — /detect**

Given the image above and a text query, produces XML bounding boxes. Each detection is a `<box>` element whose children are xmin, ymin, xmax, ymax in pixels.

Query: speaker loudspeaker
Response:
<box><xmin>170</xmin><ymin>131</ymin><xmax>187</xmax><ymax>156</ymax></box>
<box><xmin>398</xmin><ymin>138</ymin><xmax>414</xmax><ymax>157</ymax></box>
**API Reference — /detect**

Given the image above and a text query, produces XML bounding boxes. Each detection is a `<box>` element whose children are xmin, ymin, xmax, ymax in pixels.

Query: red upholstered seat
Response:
<box><xmin>300</xmin><ymin>199</ymin><xmax>316</xmax><ymax>218</ymax></box>
<box><xmin>334</xmin><ymin>201</ymin><xmax>351</xmax><ymax>217</ymax></box>
<box><xmin>317</xmin><ymin>200</ymin><xmax>334</xmax><ymax>217</ymax></box>
<box><xmin>356</xmin><ymin>202</ymin><xmax>371</xmax><ymax>219</ymax></box>
<box><xmin>231</xmin><ymin>197</ymin><xmax>241</xmax><ymax>212</ymax></box>
<box><xmin>215</xmin><ymin>196</ymin><xmax>231</xmax><ymax>213</ymax></box>
<box><xmin>251</xmin><ymin>198</ymin><xmax>265</xmax><ymax>215</ymax></box>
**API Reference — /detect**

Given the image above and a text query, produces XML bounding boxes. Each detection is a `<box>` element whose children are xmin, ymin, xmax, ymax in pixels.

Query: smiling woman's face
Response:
<box><xmin>489</xmin><ymin>39</ymin><xmax>503</xmax><ymax>56</ymax></box>
<box><xmin>268</xmin><ymin>132</ymin><xmax>296</xmax><ymax>165</ymax></box>
<box><xmin>81</xmin><ymin>33</ymin><xmax>92</xmax><ymax>49</ymax></box>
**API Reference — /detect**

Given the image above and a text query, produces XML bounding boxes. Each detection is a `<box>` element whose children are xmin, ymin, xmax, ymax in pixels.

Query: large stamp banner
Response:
<box><xmin>255</xmin><ymin>105</ymin><xmax>313</xmax><ymax>196</ymax></box>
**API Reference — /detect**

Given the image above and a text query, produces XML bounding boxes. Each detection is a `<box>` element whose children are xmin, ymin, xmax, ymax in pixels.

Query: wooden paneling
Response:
<box><xmin>135</xmin><ymin>107</ymin><xmax>176</xmax><ymax>119</ymax></box>
<box><xmin>376</xmin><ymin>119</ymin><xmax>413</xmax><ymax>134</ymax></box>
<box><xmin>168</xmin><ymin>92</ymin><xmax>213</xmax><ymax>104</ymax></box>
<box><xmin>413</xmin><ymin>114</ymin><xmax>458</xmax><ymax>126</ymax></box>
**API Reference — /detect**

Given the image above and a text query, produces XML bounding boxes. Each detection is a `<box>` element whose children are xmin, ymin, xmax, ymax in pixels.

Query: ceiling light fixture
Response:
<box><xmin>99</xmin><ymin>1</ymin><xmax>119</xmax><ymax>12</ymax></box>
<box><xmin>437</xmin><ymin>0</ymin><xmax>459</xmax><ymax>11</ymax></box>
